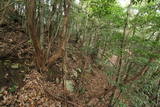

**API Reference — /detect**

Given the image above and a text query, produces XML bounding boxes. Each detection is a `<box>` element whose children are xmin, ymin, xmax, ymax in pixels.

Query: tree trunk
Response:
<box><xmin>26</xmin><ymin>0</ymin><xmax>45</xmax><ymax>71</ymax></box>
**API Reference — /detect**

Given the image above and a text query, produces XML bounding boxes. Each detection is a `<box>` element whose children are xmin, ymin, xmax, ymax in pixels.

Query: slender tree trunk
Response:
<box><xmin>26</xmin><ymin>0</ymin><xmax>45</xmax><ymax>71</ymax></box>
<box><xmin>47</xmin><ymin>0</ymin><xmax>71</xmax><ymax>67</ymax></box>
<box><xmin>40</xmin><ymin>0</ymin><xmax>45</xmax><ymax>49</ymax></box>
<box><xmin>109</xmin><ymin>4</ymin><xmax>131</xmax><ymax>106</ymax></box>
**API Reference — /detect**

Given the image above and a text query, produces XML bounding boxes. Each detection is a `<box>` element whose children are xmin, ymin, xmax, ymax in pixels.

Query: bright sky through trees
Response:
<box><xmin>75</xmin><ymin>0</ymin><xmax>131</xmax><ymax>8</ymax></box>
<box><xmin>75</xmin><ymin>0</ymin><xmax>80</xmax><ymax>4</ymax></box>
<box><xmin>118</xmin><ymin>0</ymin><xmax>131</xmax><ymax>7</ymax></box>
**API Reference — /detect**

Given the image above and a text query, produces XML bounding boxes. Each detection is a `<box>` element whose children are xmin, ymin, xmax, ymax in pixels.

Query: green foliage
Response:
<box><xmin>115</xmin><ymin>100</ymin><xmax>127</xmax><ymax>107</ymax></box>
<box><xmin>76</xmin><ymin>0</ymin><xmax>160</xmax><ymax>106</ymax></box>
<box><xmin>8</xmin><ymin>85</ymin><xmax>18</xmax><ymax>93</ymax></box>
<box><xmin>132</xmin><ymin>0</ymin><xmax>156</xmax><ymax>4</ymax></box>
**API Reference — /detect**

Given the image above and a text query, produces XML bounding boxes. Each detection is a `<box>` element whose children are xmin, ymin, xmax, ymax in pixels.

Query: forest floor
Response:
<box><xmin>0</xmin><ymin>25</ymin><xmax>112</xmax><ymax>107</ymax></box>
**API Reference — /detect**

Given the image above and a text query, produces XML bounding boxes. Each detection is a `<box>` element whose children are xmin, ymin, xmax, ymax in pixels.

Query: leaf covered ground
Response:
<box><xmin>0</xmin><ymin>30</ymin><xmax>111</xmax><ymax>107</ymax></box>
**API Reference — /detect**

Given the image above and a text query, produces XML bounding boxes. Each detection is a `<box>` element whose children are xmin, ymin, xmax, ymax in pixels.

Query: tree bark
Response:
<box><xmin>47</xmin><ymin>0</ymin><xmax>71</xmax><ymax>67</ymax></box>
<box><xmin>26</xmin><ymin>0</ymin><xmax>45</xmax><ymax>71</ymax></box>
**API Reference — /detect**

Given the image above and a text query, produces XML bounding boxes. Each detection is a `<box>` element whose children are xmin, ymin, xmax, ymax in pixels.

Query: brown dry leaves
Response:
<box><xmin>0</xmin><ymin>70</ymin><xmax>64</xmax><ymax>107</ymax></box>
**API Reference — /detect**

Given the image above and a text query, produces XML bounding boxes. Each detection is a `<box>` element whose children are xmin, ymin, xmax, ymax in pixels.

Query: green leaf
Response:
<box><xmin>8</xmin><ymin>85</ymin><xmax>18</xmax><ymax>93</ymax></box>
